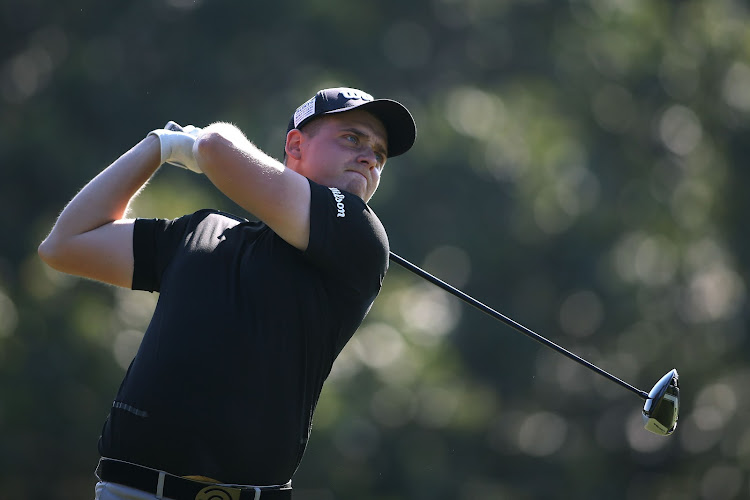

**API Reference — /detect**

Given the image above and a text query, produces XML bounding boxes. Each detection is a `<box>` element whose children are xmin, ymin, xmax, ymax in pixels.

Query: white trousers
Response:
<box><xmin>95</xmin><ymin>481</ymin><xmax>175</xmax><ymax>500</ymax></box>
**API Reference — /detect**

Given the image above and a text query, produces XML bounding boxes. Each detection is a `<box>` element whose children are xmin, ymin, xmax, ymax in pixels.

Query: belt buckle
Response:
<box><xmin>195</xmin><ymin>485</ymin><xmax>242</xmax><ymax>500</ymax></box>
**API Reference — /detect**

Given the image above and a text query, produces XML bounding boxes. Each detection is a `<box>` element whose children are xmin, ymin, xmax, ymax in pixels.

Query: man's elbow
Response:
<box><xmin>194</xmin><ymin>124</ymin><xmax>249</xmax><ymax>163</ymax></box>
<box><xmin>193</xmin><ymin>130</ymin><xmax>226</xmax><ymax>174</ymax></box>
<box><xmin>193</xmin><ymin>131</ymin><xmax>221</xmax><ymax>162</ymax></box>
<box><xmin>37</xmin><ymin>235</ymin><xmax>70</xmax><ymax>272</ymax></box>
<box><xmin>38</xmin><ymin>237</ymin><xmax>59</xmax><ymax>268</ymax></box>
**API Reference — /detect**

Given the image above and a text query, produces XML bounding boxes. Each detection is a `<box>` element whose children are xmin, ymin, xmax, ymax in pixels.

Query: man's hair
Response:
<box><xmin>297</xmin><ymin>116</ymin><xmax>327</xmax><ymax>137</ymax></box>
<box><xmin>283</xmin><ymin>116</ymin><xmax>328</xmax><ymax>164</ymax></box>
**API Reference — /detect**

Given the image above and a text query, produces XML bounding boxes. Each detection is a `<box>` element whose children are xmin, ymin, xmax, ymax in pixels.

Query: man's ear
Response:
<box><xmin>285</xmin><ymin>129</ymin><xmax>304</xmax><ymax>161</ymax></box>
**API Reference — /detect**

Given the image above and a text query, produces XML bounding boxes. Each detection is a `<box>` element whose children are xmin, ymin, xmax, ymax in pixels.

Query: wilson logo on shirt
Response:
<box><xmin>329</xmin><ymin>187</ymin><xmax>346</xmax><ymax>218</ymax></box>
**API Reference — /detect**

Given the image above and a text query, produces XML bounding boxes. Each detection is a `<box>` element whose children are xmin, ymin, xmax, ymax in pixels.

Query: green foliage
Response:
<box><xmin>2</xmin><ymin>0</ymin><xmax>750</xmax><ymax>498</ymax></box>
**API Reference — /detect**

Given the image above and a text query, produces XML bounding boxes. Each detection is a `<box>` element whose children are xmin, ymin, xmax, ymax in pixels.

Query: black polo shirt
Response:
<box><xmin>98</xmin><ymin>179</ymin><xmax>389</xmax><ymax>485</ymax></box>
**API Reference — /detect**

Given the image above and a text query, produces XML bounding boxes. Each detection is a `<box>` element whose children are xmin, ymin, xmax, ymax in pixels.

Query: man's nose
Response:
<box><xmin>358</xmin><ymin>148</ymin><xmax>378</xmax><ymax>168</ymax></box>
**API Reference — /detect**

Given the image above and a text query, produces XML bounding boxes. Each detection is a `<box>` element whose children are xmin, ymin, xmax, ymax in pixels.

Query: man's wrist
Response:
<box><xmin>147</xmin><ymin>126</ymin><xmax>203</xmax><ymax>174</ymax></box>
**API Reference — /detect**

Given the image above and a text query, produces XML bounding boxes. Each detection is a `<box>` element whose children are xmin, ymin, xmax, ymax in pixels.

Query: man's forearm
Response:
<box><xmin>40</xmin><ymin>135</ymin><xmax>161</xmax><ymax>253</ymax></box>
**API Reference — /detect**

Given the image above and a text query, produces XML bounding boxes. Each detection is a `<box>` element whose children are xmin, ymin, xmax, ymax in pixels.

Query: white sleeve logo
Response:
<box><xmin>329</xmin><ymin>187</ymin><xmax>346</xmax><ymax>218</ymax></box>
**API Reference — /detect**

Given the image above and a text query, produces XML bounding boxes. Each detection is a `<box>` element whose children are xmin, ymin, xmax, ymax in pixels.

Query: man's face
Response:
<box><xmin>291</xmin><ymin>109</ymin><xmax>388</xmax><ymax>202</ymax></box>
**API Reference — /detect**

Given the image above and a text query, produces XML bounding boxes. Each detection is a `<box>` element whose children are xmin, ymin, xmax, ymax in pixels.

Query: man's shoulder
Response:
<box><xmin>188</xmin><ymin>209</ymin><xmax>271</xmax><ymax>247</ymax></box>
<box><xmin>191</xmin><ymin>208</ymin><xmax>249</xmax><ymax>224</ymax></box>
<box><xmin>139</xmin><ymin>209</ymin><xmax>249</xmax><ymax>229</ymax></box>
<box><xmin>182</xmin><ymin>208</ymin><xmax>257</xmax><ymax>232</ymax></box>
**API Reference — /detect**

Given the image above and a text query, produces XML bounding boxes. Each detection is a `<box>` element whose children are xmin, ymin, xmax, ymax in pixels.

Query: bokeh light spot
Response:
<box><xmin>517</xmin><ymin>411</ymin><xmax>567</xmax><ymax>456</ymax></box>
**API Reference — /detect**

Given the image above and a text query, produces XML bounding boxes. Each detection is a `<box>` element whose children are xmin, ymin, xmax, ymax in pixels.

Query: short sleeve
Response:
<box><xmin>304</xmin><ymin>180</ymin><xmax>389</xmax><ymax>294</ymax></box>
<box><xmin>132</xmin><ymin>216</ymin><xmax>191</xmax><ymax>292</ymax></box>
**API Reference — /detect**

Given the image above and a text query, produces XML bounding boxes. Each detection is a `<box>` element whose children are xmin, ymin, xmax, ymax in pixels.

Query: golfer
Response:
<box><xmin>38</xmin><ymin>87</ymin><xmax>416</xmax><ymax>499</ymax></box>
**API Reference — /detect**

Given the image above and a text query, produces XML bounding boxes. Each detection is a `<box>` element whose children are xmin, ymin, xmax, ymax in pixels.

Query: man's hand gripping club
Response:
<box><xmin>148</xmin><ymin>121</ymin><xmax>203</xmax><ymax>173</ymax></box>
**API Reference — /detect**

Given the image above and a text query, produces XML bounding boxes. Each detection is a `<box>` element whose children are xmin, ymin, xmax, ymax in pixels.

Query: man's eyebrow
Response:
<box><xmin>341</xmin><ymin>127</ymin><xmax>388</xmax><ymax>156</ymax></box>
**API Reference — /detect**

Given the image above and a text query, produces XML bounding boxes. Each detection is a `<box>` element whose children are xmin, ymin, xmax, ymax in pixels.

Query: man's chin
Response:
<box><xmin>340</xmin><ymin>181</ymin><xmax>369</xmax><ymax>201</ymax></box>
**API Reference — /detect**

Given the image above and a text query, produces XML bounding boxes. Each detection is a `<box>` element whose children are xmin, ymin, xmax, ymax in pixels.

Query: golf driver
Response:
<box><xmin>389</xmin><ymin>252</ymin><xmax>680</xmax><ymax>436</ymax></box>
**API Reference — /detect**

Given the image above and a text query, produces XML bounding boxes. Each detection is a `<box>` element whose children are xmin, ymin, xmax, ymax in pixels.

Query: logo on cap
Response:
<box><xmin>293</xmin><ymin>96</ymin><xmax>317</xmax><ymax>129</ymax></box>
<box><xmin>340</xmin><ymin>89</ymin><xmax>373</xmax><ymax>101</ymax></box>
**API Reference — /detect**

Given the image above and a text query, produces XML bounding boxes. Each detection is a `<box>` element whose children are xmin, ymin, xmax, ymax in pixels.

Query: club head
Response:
<box><xmin>642</xmin><ymin>369</ymin><xmax>679</xmax><ymax>436</ymax></box>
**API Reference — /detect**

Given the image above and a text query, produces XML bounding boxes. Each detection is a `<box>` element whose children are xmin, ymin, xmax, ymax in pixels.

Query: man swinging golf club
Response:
<box><xmin>39</xmin><ymin>83</ymin><xmax>679</xmax><ymax>500</ymax></box>
<box><xmin>39</xmin><ymin>87</ymin><xmax>416</xmax><ymax>499</ymax></box>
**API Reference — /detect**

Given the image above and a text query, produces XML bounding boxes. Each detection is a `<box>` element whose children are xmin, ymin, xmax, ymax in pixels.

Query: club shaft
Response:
<box><xmin>389</xmin><ymin>252</ymin><xmax>649</xmax><ymax>400</ymax></box>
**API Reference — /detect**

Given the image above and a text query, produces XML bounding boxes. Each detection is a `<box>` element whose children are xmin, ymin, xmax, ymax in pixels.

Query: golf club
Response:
<box><xmin>389</xmin><ymin>252</ymin><xmax>680</xmax><ymax>436</ymax></box>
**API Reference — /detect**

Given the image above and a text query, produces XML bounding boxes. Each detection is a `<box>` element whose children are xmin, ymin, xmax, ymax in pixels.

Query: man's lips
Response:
<box><xmin>347</xmin><ymin>170</ymin><xmax>368</xmax><ymax>182</ymax></box>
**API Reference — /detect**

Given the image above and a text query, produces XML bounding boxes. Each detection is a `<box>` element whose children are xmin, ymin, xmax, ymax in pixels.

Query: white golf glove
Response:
<box><xmin>148</xmin><ymin>121</ymin><xmax>203</xmax><ymax>174</ymax></box>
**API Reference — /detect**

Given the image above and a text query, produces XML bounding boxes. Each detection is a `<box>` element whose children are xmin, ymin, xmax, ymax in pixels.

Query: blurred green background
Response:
<box><xmin>2</xmin><ymin>0</ymin><xmax>750</xmax><ymax>498</ymax></box>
